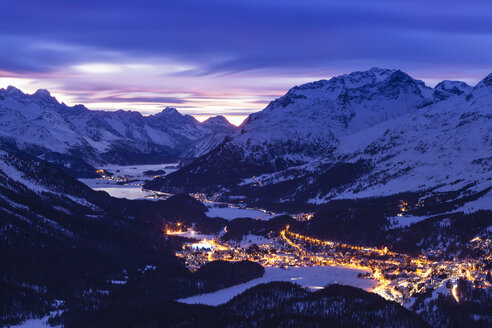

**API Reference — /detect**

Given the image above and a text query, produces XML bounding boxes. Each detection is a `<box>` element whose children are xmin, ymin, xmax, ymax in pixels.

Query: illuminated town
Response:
<box><xmin>95</xmin><ymin>171</ymin><xmax>492</xmax><ymax>305</ymax></box>
<box><xmin>170</xmin><ymin>223</ymin><xmax>492</xmax><ymax>305</ymax></box>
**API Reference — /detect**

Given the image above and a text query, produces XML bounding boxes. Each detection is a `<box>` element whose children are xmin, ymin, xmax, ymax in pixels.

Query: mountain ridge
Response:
<box><xmin>0</xmin><ymin>86</ymin><xmax>237</xmax><ymax>176</ymax></box>
<box><xmin>146</xmin><ymin>68</ymin><xmax>492</xmax><ymax>213</ymax></box>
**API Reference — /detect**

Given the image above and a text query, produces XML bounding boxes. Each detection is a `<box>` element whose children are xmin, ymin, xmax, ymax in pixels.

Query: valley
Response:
<box><xmin>81</xmin><ymin>164</ymin><xmax>492</xmax><ymax>311</ymax></box>
<box><xmin>2</xmin><ymin>1</ymin><xmax>492</xmax><ymax>325</ymax></box>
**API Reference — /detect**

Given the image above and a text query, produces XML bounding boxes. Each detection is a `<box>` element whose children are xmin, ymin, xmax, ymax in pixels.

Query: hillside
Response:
<box><xmin>0</xmin><ymin>150</ymin><xmax>262</xmax><ymax>326</ymax></box>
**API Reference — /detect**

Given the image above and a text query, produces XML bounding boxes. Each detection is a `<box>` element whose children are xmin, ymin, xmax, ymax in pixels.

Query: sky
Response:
<box><xmin>0</xmin><ymin>0</ymin><xmax>491</xmax><ymax>125</ymax></box>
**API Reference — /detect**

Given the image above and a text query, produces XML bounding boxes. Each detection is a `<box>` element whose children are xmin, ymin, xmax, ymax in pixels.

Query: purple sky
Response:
<box><xmin>1</xmin><ymin>0</ymin><xmax>491</xmax><ymax>125</ymax></box>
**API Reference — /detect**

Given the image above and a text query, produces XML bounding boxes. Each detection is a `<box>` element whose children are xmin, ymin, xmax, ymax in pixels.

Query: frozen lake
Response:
<box><xmin>206</xmin><ymin>206</ymin><xmax>274</xmax><ymax>220</ymax></box>
<box><xmin>11</xmin><ymin>317</ymin><xmax>57</xmax><ymax>328</ymax></box>
<box><xmin>100</xmin><ymin>163</ymin><xmax>179</xmax><ymax>176</ymax></box>
<box><xmin>79</xmin><ymin>163</ymin><xmax>178</xmax><ymax>199</ymax></box>
<box><xmin>79</xmin><ymin>164</ymin><xmax>278</xmax><ymax>220</ymax></box>
<box><xmin>179</xmin><ymin>266</ymin><xmax>377</xmax><ymax>306</ymax></box>
<box><xmin>79</xmin><ymin>178</ymin><xmax>159</xmax><ymax>200</ymax></box>
<box><xmin>94</xmin><ymin>187</ymin><xmax>158</xmax><ymax>200</ymax></box>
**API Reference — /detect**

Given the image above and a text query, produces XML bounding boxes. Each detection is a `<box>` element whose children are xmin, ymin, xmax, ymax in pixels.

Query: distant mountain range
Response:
<box><xmin>0</xmin><ymin>86</ymin><xmax>236</xmax><ymax>176</ymax></box>
<box><xmin>147</xmin><ymin>68</ymin><xmax>492</xmax><ymax>213</ymax></box>
<box><xmin>2</xmin><ymin>68</ymin><xmax>492</xmax><ymax>214</ymax></box>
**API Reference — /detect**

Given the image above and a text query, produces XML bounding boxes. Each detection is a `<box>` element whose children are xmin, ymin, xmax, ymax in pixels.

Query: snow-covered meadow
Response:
<box><xmin>179</xmin><ymin>266</ymin><xmax>377</xmax><ymax>306</ymax></box>
<box><xmin>205</xmin><ymin>205</ymin><xmax>274</xmax><ymax>220</ymax></box>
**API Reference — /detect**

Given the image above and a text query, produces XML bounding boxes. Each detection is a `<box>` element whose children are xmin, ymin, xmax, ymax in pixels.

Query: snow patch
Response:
<box><xmin>206</xmin><ymin>205</ymin><xmax>273</xmax><ymax>221</ymax></box>
<box><xmin>178</xmin><ymin>266</ymin><xmax>377</xmax><ymax>306</ymax></box>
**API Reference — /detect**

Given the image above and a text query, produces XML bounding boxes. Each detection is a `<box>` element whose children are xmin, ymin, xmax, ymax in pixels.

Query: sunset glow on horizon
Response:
<box><xmin>0</xmin><ymin>1</ymin><xmax>490</xmax><ymax>118</ymax></box>
<box><xmin>192</xmin><ymin>114</ymin><xmax>248</xmax><ymax>127</ymax></box>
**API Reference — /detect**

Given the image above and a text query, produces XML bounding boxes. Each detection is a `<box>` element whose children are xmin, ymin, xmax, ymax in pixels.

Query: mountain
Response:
<box><xmin>179</xmin><ymin>115</ymin><xmax>237</xmax><ymax>160</ymax></box>
<box><xmin>146</xmin><ymin>68</ymin><xmax>492</xmax><ymax>213</ymax></box>
<box><xmin>433</xmin><ymin>80</ymin><xmax>472</xmax><ymax>100</ymax></box>
<box><xmin>0</xmin><ymin>87</ymin><xmax>236</xmax><ymax>177</ymax></box>
<box><xmin>201</xmin><ymin>115</ymin><xmax>236</xmax><ymax>130</ymax></box>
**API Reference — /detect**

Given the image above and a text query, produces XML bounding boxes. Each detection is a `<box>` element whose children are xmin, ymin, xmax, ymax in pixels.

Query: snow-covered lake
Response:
<box><xmin>206</xmin><ymin>206</ymin><xmax>274</xmax><ymax>220</ymax></box>
<box><xmin>100</xmin><ymin>163</ymin><xmax>179</xmax><ymax>176</ymax></box>
<box><xmin>11</xmin><ymin>317</ymin><xmax>55</xmax><ymax>328</ymax></box>
<box><xmin>79</xmin><ymin>163</ymin><xmax>178</xmax><ymax>199</ymax></box>
<box><xmin>179</xmin><ymin>266</ymin><xmax>377</xmax><ymax>306</ymax></box>
<box><xmin>96</xmin><ymin>187</ymin><xmax>156</xmax><ymax>200</ymax></box>
<box><xmin>78</xmin><ymin>179</ymin><xmax>157</xmax><ymax>200</ymax></box>
<box><xmin>79</xmin><ymin>164</ymin><xmax>279</xmax><ymax>220</ymax></box>
<box><xmin>388</xmin><ymin>214</ymin><xmax>429</xmax><ymax>229</ymax></box>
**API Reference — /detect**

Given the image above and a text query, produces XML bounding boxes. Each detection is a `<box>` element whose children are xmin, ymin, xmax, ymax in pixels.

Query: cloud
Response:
<box><xmin>0</xmin><ymin>0</ymin><xmax>491</xmax><ymax>116</ymax></box>
<box><xmin>2</xmin><ymin>1</ymin><xmax>492</xmax><ymax>73</ymax></box>
<box><xmin>95</xmin><ymin>96</ymin><xmax>186</xmax><ymax>104</ymax></box>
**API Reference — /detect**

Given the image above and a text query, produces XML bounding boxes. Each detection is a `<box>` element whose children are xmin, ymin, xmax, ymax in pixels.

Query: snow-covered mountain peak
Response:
<box><xmin>0</xmin><ymin>86</ymin><xmax>61</xmax><ymax>110</ymax></box>
<box><xmin>1</xmin><ymin>85</ymin><xmax>25</xmax><ymax>99</ymax></box>
<box><xmin>337</xmin><ymin>67</ymin><xmax>397</xmax><ymax>87</ymax></box>
<box><xmin>373</xmin><ymin>69</ymin><xmax>432</xmax><ymax>99</ymax></box>
<box><xmin>33</xmin><ymin>88</ymin><xmax>52</xmax><ymax>98</ymax></box>
<box><xmin>468</xmin><ymin>73</ymin><xmax>492</xmax><ymax>100</ymax></box>
<box><xmin>5</xmin><ymin>85</ymin><xmax>22</xmax><ymax>94</ymax></box>
<box><xmin>0</xmin><ymin>86</ymin><xmax>237</xmax><ymax>173</ymax></box>
<box><xmin>474</xmin><ymin>73</ymin><xmax>492</xmax><ymax>90</ymax></box>
<box><xmin>239</xmin><ymin>68</ymin><xmax>439</xmax><ymax>151</ymax></box>
<box><xmin>158</xmin><ymin>107</ymin><xmax>181</xmax><ymax>116</ymax></box>
<box><xmin>148</xmin><ymin>108</ymin><xmax>201</xmax><ymax>132</ymax></box>
<box><xmin>433</xmin><ymin>80</ymin><xmax>472</xmax><ymax>100</ymax></box>
<box><xmin>32</xmin><ymin>88</ymin><xmax>61</xmax><ymax>106</ymax></box>
<box><xmin>263</xmin><ymin>68</ymin><xmax>430</xmax><ymax>115</ymax></box>
<box><xmin>282</xmin><ymin>69</ymin><xmax>395</xmax><ymax>97</ymax></box>
<box><xmin>435</xmin><ymin>80</ymin><xmax>471</xmax><ymax>93</ymax></box>
<box><xmin>202</xmin><ymin>115</ymin><xmax>231</xmax><ymax>128</ymax></box>
<box><xmin>367</xmin><ymin>67</ymin><xmax>397</xmax><ymax>80</ymax></box>
<box><xmin>151</xmin><ymin>107</ymin><xmax>192</xmax><ymax>125</ymax></box>
<box><xmin>385</xmin><ymin>69</ymin><xmax>414</xmax><ymax>84</ymax></box>
<box><xmin>178</xmin><ymin>115</ymin><xmax>238</xmax><ymax>159</ymax></box>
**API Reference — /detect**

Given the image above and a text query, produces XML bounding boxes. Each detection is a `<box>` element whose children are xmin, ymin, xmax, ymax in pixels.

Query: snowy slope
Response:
<box><xmin>0</xmin><ymin>87</ymin><xmax>88</xmax><ymax>154</ymax></box>
<box><xmin>228</xmin><ymin>68</ymin><xmax>434</xmax><ymax>159</ymax></box>
<box><xmin>179</xmin><ymin>115</ymin><xmax>236</xmax><ymax>159</ymax></box>
<box><xmin>179</xmin><ymin>266</ymin><xmax>377</xmax><ymax>306</ymax></box>
<box><xmin>150</xmin><ymin>69</ymin><xmax>492</xmax><ymax>213</ymax></box>
<box><xmin>331</xmin><ymin>79</ymin><xmax>492</xmax><ymax>200</ymax></box>
<box><xmin>157</xmin><ymin>68</ymin><xmax>444</xmax><ymax>174</ymax></box>
<box><xmin>0</xmin><ymin>87</ymin><xmax>236</xmax><ymax>175</ymax></box>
